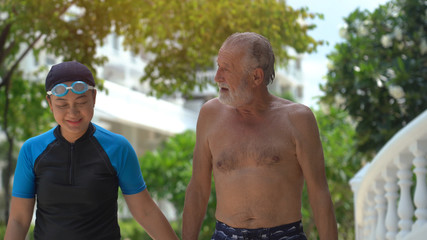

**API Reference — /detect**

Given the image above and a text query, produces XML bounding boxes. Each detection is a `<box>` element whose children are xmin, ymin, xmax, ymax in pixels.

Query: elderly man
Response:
<box><xmin>182</xmin><ymin>32</ymin><xmax>338</xmax><ymax>240</ymax></box>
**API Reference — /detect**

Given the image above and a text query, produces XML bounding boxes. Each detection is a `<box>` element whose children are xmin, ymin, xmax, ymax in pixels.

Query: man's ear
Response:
<box><xmin>252</xmin><ymin>68</ymin><xmax>264</xmax><ymax>87</ymax></box>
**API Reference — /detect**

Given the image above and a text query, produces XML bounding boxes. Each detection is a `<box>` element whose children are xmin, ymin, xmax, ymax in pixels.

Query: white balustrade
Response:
<box><xmin>350</xmin><ymin>110</ymin><xmax>427</xmax><ymax>240</ymax></box>
<box><xmin>368</xmin><ymin>191</ymin><xmax>378</xmax><ymax>240</ymax></box>
<box><xmin>384</xmin><ymin>166</ymin><xmax>398</xmax><ymax>240</ymax></box>
<box><xmin>395</xmin><ymin>153</ymin><xmax>414</xmax><ymax>240</ymax></box>
<box><xmin>375</xmin><ymin>180</ymin><xmax>387</xmax><ymax>240</ymax></box>
<box><xmin>411</xmin><ymin>140</ymin><xmax>427</xmax><ymax>231</ymax></box>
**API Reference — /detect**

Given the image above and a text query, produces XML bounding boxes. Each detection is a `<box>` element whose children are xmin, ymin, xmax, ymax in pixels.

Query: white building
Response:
<box><xmin>272</xmin><ymin>56</ymin><xmax>305</xmax><ymax>102</ymax></box>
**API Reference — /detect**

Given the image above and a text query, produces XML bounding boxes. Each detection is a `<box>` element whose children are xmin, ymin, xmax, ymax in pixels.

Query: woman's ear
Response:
<box><xmin>92</xmin><ymin>89</ymin><xmax>97</xmax><ymax>106</ymax></box>
<box><xmin>46</xmin><ymin>96</ymin><xmax>53</xmax><ymax>111</ymax></box>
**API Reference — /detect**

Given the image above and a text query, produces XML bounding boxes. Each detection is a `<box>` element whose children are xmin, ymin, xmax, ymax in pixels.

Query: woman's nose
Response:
<box><xmin>68</xmin><ymin>105</ymin><xmax>79</xmax><ymax>115</ymax></box>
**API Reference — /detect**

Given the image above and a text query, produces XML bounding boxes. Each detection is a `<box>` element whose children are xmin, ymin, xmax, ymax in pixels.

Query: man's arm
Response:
<box><xmin>182</xmin><ymin>104</ymin><xmax>214</xmax><ymax>240</ymax></box>
<box><xmin>291</xmin><ymin>105</ymin><xmax>338</xmax><ymax>240</ymax></box>
<box><xmin>4</xmin><ymin>197</ymin><xmax>35</xmax><ymax>240</ymax></box>
<box><xmin>124</xmin><ymin>189</ymin><xmax>178</xmax><ymax>240</ymax></box>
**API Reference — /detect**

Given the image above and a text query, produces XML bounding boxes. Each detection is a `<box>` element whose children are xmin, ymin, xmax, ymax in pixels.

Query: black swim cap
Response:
<box><xmin>45</xmin><ymin>61</ymin><xmax>95</xmax><ymax>91</ymax></box>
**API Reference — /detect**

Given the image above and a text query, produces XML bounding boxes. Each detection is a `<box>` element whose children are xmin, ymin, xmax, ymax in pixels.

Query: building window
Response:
<box><xmin>297</xmin><ymin>86</ymin><xmax>303</xmax><ymax>99</ymax></box>
<box><xmin>295</xmin><ymin>59</ymin><xmax>301</xmax><ymax>71</ymax></box>
<box><xmin>46</xmin><ymin>56</ymin><xmax>56</xmax><ymax>65</ymax></box>
<box><xmin>112</xmin><ymin>34</ymin><xmax>119</xmax><ymax>51</ymax></box>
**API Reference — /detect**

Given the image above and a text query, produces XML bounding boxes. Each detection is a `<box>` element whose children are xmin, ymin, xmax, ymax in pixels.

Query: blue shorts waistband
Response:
<box><xmin>212</xmin><ymin>219</ymin><xmax>307</xmax><ymax>240</ymax></box>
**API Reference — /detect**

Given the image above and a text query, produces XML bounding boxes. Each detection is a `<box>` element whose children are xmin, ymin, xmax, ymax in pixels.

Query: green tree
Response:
<box><xmin>139</xmin><ymin>130</ymin><xmax>217</xmax><ymax>239</ymax></box>
<box><xmin>304</xmin><ymin>106</ymin><xmax>361</xmax><ymax>240</ymax></box>
<box><xmin>320</xmin><ymin>0</ymin><xmax>427</xmax><ymax>157</ymax></box>
<box><xmin>0</xmin><ymin>72</ymin><xmax>53</xmax><ymax>222</ymax></box>
<box><xmin>123</xmin><ymin>0</ymin><xmax>323</xmax><ymax>97</ymax></box>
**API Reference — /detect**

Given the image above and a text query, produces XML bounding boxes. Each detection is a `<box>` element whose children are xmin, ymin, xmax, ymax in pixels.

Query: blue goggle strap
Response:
<box><xmin>47</xmin><ymin>81</ymin><xmax>95</xmax><ymax>96</ymax></box>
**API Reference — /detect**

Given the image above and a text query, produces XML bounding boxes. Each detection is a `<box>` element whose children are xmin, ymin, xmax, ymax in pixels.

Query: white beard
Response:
<box><xmin>218</xmin><ymin>76</ymin><xmax>253</xmax><ymax>107</ymax></box>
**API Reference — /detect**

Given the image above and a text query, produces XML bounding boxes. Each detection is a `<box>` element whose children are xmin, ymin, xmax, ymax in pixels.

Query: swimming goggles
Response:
<box><xmin>47</xmin><ymin>81</ymin><xmax>95</xmax><ymax>97</ymax></box>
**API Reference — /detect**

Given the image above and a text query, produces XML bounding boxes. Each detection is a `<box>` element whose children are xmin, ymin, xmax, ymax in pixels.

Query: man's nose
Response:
<box><xmin>214</xmin><ymin>70</ymin><xmax>223</xmax><ymax>83</ymax></box>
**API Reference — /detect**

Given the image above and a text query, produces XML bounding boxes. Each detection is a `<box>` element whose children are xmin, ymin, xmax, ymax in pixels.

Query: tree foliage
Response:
<box><xmin>320</xmin><ymin>0</ymin><xmax>427</xmax><ymax>156</ymax></box>
<box><xmin>1</xmin><ymin>0</ymin><xmax>323</xmax><ymax>96</ymax></box>
<box><xmin>139</xmin><ymin>130</ymin><xmax>217</xmax><ymax>239</ymax></box>
<box><xmin>0</xmin><ymin>73</ymin><xmax>52</xmax><ymax>141</ymax></box>
<box><xmin>122</xmin><ymin>0</ymin><xmax>323</xmax><ymax>96</ymax></box>
<box><xmin>0</xmin><ymin>70</ymin><xmax>53</xmax><ymax>222</ymax></box>
<box><xmin>0</xmin><ymin>72</ymin><xmax>52</xmax><ymax>195</ymax></box>
<box><xmin>309</xmin><ymin>106</ymin><xmax>361</xmax><ymax>240</ymax></box>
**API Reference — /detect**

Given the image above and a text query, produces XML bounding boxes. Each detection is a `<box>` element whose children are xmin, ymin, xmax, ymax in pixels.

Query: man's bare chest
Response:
<box><xmin>208</xmin><ymin>122</ymin><xmax>296</xmax><ymax>172</ymax></box>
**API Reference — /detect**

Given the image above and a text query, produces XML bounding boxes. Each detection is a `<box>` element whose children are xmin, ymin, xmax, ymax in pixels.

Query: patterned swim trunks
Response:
<box><xmin>211</xmin><ymin>220</ymin><xmax>307</xmax><ymax>240</ymax></box>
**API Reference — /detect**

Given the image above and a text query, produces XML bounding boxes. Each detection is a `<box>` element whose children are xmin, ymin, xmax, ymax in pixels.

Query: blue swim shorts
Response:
<box><xmin>211</xmin><ymin>220</ymin><xmax>307</xmax><ymax>240</ymax></box>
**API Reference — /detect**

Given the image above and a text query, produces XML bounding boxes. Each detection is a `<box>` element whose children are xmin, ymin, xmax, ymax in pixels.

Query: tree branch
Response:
<box><xmin>0</xmin><ymin>23</ymin><xmax>13</xmax><ymax>65</ymax></box>
<box><xmin>0</xmin><ymin>0</ymin><xmax>77</xmax><ymax>89</ymax></box>
<box><xmin>0</xmin><ymin>33</ymin><xmax>43</xmax><ymax>90</ymax></box>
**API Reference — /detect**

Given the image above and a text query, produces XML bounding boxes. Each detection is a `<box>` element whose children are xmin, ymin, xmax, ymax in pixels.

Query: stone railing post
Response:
<box><xmin>395</xmin><ymin>153</ymin><xmax>414</xmax><ymax>240</ymax></box>
<box><xmin>351</xmin><ymin>162</ymin><xmax>371</xmax><ymax>240</ymax></box>
<box><xmin>367</xmin><ymin>190</ymin><xmax>378</xmax><ymax>240</ymax></box>
<box><xmin>410</xmin><ymin>140</ymin><xmax>427</xmax><ymax>231</ymax></box>
<box><xmin>375</xmin><ymin>180</ymin><xmax>387</xmax><ymax>240</ymax></box>
<box><xmin>383</xmin><ymin>166</ymin><xmax>399</xmax><ymax>240</ymax></box>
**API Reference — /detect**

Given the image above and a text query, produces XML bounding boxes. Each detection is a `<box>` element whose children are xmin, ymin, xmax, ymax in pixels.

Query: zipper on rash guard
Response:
<box><xmin>69</xmin><ymin>143</ymin><xmax>75</xmax><ymax>185</ymax></box>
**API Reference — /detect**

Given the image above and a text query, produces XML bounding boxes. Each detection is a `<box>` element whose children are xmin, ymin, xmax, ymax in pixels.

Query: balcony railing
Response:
<box><xmin>350</xmin><ymin>110</ymin><xmax>427</xmax><ymax>240</ymax></box>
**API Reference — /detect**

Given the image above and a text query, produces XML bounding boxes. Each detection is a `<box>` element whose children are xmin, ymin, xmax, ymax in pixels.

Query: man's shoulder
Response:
<box><xmin>273</xmin><ymin>97</ymin><xmax>312</xmax><ymax>115</ymax></box>
<box><xmin>199</xmin><ymin>98</ymin><xmax>226</xmax><ymax>116</ymax></box>
<box><xmin>270</xmin><ymin>98</ymin><xmax>316</xmax><ymax>130</ymax></box>
<box><xmin>282</xmin><ymin>102</ymin><xmax>317</xmax><ymax>132</ymax></box>
<box><xmin>202</xmin><ymin>97</ymin><xmax>222</xmax><ymax>109</ymax></box>
<box><xmin>288</xmin><ymin>102</ymin><xmax>313</xmax><ymax>116</ymax></box>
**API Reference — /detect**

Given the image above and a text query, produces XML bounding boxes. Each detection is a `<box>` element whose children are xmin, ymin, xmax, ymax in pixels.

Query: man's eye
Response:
<box><xmin>76</xmin><ymin>102</ymin><xmax>87</xmax><ymax>105</ymax></box>
<box><xmin>57</xmin><ymin>105</ymin><xmax>68</xmax><ymax>109</ymax></box>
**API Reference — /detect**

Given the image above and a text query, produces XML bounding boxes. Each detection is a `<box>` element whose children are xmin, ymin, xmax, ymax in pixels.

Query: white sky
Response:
<box><xmin>286</xmin><ymin>0</ymin><xmax>389</xmax><ymax>108</ymax></box>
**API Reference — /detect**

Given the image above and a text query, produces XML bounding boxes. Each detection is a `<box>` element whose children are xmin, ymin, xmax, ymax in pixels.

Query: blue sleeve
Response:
<box><xmin>12</xmin><ymin>141</ymin><xmax>36</xmax><ymax>198</ymax></box>
<box><xmin>12</xmin><ymin>129</ymin><xmax>56</xmax><ymax>198</ymax></box>
<box><xmin>115</xmin><ymin>139</ymin><xmax>147</xmax><ymax>195</ymax></box>
<box><xmin>94</xmin><ymin>125</ymin><xmax>146</xmax><ymax>195</ymax></box>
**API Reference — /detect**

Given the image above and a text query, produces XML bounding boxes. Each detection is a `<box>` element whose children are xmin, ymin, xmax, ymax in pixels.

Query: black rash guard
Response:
<box><xmin>12</xmin><ymin>123</ymin><xmax>146</xmax><ymax>240</ymax></box>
